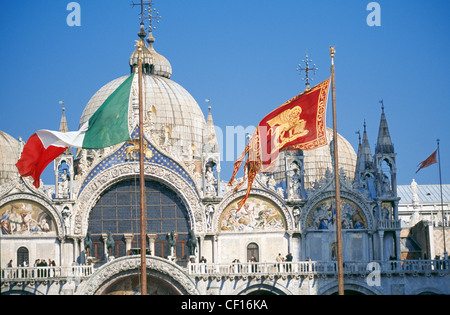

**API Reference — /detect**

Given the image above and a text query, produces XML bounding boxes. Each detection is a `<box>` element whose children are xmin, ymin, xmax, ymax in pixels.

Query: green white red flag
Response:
<box><xmin>16</xmin><ymin>73</ymin><xmax>135</xmax><ymax>188</ymax></box>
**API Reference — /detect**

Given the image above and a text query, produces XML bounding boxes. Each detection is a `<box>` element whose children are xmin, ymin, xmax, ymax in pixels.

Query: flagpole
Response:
<box><xmin>137</xmin><ymin>37</ymin><xmax>148</xmax><ymax>295</ymax></box>
<box><xmin>330</xmin><ymin>46</ymin><xmax>345</xmax><ymax>295</ymax></box>
<box><xmin>437</xmin><ymin>139</ymin><xmax>447</xmax><ymax>256</ymax></box>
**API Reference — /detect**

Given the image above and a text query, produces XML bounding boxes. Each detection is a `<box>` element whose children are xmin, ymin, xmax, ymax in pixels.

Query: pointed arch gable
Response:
<box><xmin>301</xmin><ymin>190</ymin><xmax>375</xmax><ymax>233</ymax></box>
<box><xmin>0</xmin><ymin>194</ymin><xmax>64</xmax><ymax>237</ymax></box>
<box><xmin>72</xmin><ymin>163</ymin><xmax>205</xmax><ymax>237</ymax></box>
<box><xmin>214</xmin><ymin>189</ymin><xmax>293</xmax><ymax>233</ymax></box>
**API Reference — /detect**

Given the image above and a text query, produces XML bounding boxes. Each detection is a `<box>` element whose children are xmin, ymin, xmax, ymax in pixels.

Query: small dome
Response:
<box><xmin>129</xmin><ymin>32</ymin><xmax>172</xmax><ymax>79</ymax></box>
<box><xmin>0</xmin><ymin>131</ymin><xmax>20</xmax><ymax>185</ymax></box>
<box><xmin>303</xmin><ymin>128</ymin><xmax>357</xmax><ymax>186</ymax></box>
<box><xmin>272</xmin><ymin>128</ymin><xmax>357</xmax><ymax>189</ymax></box>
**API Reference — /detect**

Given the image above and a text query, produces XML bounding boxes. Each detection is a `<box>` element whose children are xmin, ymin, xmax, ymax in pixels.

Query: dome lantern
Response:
<box><xmin>129</xmin><ymin>25</ymin><xmax>172</xmax><ymax>79</ymax></box>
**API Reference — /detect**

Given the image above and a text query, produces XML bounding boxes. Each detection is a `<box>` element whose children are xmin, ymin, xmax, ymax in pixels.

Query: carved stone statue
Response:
<box><xmin>205</xmin><ymin>165</ymin><xmax>217</xmax><ymax>196</ymax></box>
<box><xmin>290</xmin><ymin>168</ymin><xmax>301</xmax><ymax>198</ymax></box>
<box><xmin>84</xmin><ymin>232</ymin><xmax>93</xmax><ymax>257</ymax></box>
<box><xmin>167</xmin><ymin>231</ymin><xmax>177</xmax><ymax>257</ymax></box>
<box><xmin>206</xmin><ymin>204</ymin><xmax>215</xmax><ymax>229</ymax></box>
<box><xmin>106</xmin><ymin>232</ymin><xmax>115</xmax><ymax>257</ymax></box>
<box><xmin>62</xmin><ymin>207</ymin><xmax>71</xmax><ymax>235</ymax></box>
<box><xmin>187</xmin><ymin>230</ymin><xmax>197</xmax><ymax>256</ymax></box>
<box><xmin>58</xmin><ymin>168</ymin><xmax>70</xmax><ymax>198</ymax></box>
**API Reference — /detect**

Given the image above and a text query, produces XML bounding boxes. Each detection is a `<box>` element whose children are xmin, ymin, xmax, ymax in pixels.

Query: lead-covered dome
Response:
<box><xmin>273</xmin><ymin>127</ymin><xmax>357</xmax><ymax>189</ymax></box>
<box><xmin>79</xmin><ymin>31</ymin><xmax>207</xmax><ymax>161</ymax></box>
<box><xmin>0</xmin><ymin>131</ymin><xmax>20</xmax><ymax>185</ymax></box>
<box><xmin>129</xmin><ymin>32</ymin><xmax>172</xmax><ymax>79</ymax></box>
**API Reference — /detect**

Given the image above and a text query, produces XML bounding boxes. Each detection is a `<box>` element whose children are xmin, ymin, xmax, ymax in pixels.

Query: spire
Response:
<box><xmin>355</xmin><ymin>130</ymin><xmax>362</xmax><ymax>176</ymax></box>
<box><xmin>355</xmin><ymin>121</ymin><xmax>375</xmax><ymax>189</ymax></box>
<box><xmin>59</xmin><ymin>101</ymin><xmax>68</xmax><ymax>133</ymax></box>
<box><xmin>375</xmin><ymin>100</ymin><xmax>394</xmax><ymax>154</ymax></box>
<box><xmin>204</xmin><ymin>99</ymin><xmax>219</xmax><ymax>153</ymax></box>
<box><xmin>361</xmin><ymin>121</ymin><xmax>374</xmax><ymax>169</ymax></box>
<box><xmin>58</xmin><ymin>101</ymin><xmax>72</xmax><ymax>156</ymax></box>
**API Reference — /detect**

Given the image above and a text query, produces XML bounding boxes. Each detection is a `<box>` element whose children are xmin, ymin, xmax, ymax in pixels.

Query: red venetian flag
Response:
<box><xmin>416</xmin><ymin>149</ymin><xmax>437</xmax><ymax>173</ymax></box>
<box><xmin>229</xmin><ymin>78</ymin><xmax>331</xmax><ymax>210</ymax></box>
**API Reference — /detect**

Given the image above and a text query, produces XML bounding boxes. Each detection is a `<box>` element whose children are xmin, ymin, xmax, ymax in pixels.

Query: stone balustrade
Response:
<box><xmin>378</xmin><ymin>219</ymin><xmax>402</xmax><ymax>230</ymax></box>
<box><xmin>2</xmin><ymin>259</ymin><xmax>448</xmax><ymax>284</ymax></box>
<box><xmin>1</xmin><ymin>265</ymin><xmax>94</xmax><ymax>283</ymax></box>
<box><xmin>188</xmin><ymin>259</ymin><xmax>450</xmax><ymax>278</ymax></box>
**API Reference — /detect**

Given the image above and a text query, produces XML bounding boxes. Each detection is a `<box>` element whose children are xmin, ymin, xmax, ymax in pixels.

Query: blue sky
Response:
<box><xmin>0</xmin><ymin>0</ymin><xmax>449</xmax><ymax>187</ymax></box>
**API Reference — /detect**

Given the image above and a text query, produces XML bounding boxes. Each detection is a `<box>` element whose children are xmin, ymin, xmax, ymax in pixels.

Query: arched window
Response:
<box><xmin>88</xmin><ymin>179</ymin><xmax>190</xmax><ymax>263</ymax></box>
<box><xmin>247</xmin><ymin>243</ymin><xmax>259</xmax><ymax>262</ymax></box>
<box><xmin>17</xmin><ymin>247</ymin><xmax>29</xmax><ymax>267</ymax></box>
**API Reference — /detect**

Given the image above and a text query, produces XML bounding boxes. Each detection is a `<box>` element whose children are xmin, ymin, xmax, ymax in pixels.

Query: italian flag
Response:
<box><xmin>16</xmin><ymin>73</ymin><xmax>135</xmax><ymax>188</ymax></box>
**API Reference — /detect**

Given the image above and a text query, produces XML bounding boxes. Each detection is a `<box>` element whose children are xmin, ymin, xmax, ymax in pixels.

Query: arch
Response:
<box><xmin>1</xmin><ymin>287</ymin><xmax>43</xmax><ymax>296</ymax></box>
<box><xmin>301</xmin><ymin>190</ymin><xmax>375</xmax><ymax>233</ymax></box>
<box><xmin>17</xmin><ymin>247</ymin><xmax>29</xmax><ymax>267</ymax></box>
<box><xmin>247</xmin><ymin>242</ymin><xmax>260</xmax><ymax>262</ymax></box>
<box><xmin>319</xmin><ymin>280</ymin><xmax>380</xmax><ymax>295</ymax></box>
<box><xmin>232</xmin><ymin>281</ymin><xmax>293</xmax><ymax>296</ymax></box>
<box><xmin>215</xmin><ymin>189</ymin><xmax>293</xmax><ymax>233</ymax></box>
<box><xmin>78</xmin><ymin>256</ymin><xmax>199</xmax><ymax>295</ymax></box>
<box><xmin>0</xmin><ymin>194</ymin><xmax>64</xmax><ymax>237</ymax></box>
<box><xmin>86</xmin><ymin>179</ymin><xmax>191</xmax><ymax>261</ymax></box>
<box><xmin>73</xmin><ymin>162</ymin><xmax>205</xmax><ymax>237</ymax></box>
<box><xmin>378</xmin><ymin>156</ymin><xmax>395</xmax><ymax>172</ymax></box>
<box><xmin>411</xmin><ymin>287</ymin><xmax>445</xmax><ymax>295</ymax></box>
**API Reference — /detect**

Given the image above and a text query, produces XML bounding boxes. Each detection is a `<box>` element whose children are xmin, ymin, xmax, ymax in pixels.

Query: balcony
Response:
<box><xmin>378</xmin><ymin>219</ymin><xmax>402</xmax><ymax>230</ymax></box>
<box><xmin>1</xmin><ymin>265</ymin><xmax>94</xmax><ymax>284</ymax></box>
<box><xmin>188</xmin><ymin>259</ymin><xmax>450</xmax><ymax>279</ymax></box>
<box><xmin>1</xmin><ymin>259</ymin><xmax>448</xmax><ymax>285</ymax></box>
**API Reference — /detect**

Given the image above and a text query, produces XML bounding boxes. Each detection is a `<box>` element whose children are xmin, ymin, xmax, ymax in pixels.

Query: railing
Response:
<box><xmin>378</xmin><ymin>219</ymin><xmax>402</xmax><ymax>230</ymax></box>
<box><xmin>188</xmin><ymin>259</ymin><xmax>450</xmax><ymax>277</ymax></box>
<box><xmin>2</xmin><ymin>259</ymin><xmax>448</xmax><ymax>283</ymax></box>
<box><xmin>1</xmin><ymin>265</ymin><xmax>94</xmax><ymax>283</ymax></box>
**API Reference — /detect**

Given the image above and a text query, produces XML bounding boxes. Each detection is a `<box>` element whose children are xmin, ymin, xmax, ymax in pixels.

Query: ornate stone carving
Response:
<box><xmin>72</xmin><ymin>162</ymin><xmax>205</xmax><ymax>237</ymax></box>
<box><xmin>78</xmin><ymin>256</ymin><xmax>199</xmax><ymax>295</ymax></box>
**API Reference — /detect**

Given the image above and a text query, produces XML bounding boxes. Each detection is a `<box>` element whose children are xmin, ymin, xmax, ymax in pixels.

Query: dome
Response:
<box><xmin>273</xmin><ymin>127</ymin><xmax>357</xmax><ymax>189</ymax></box>
<box><xmin>0</xmin><ymin>131</ymin><xmax>20</xmax><ymax>185</ymax></box>
<box><xmin>79</xmin><ymin>75</ymin><xmax>207</xmax><ymax>161</ymax></box>
<box><xmin>303</xmin><ymin>128</ymin><xmax>357</xmax><ymax>186</ymax></box>
<box><xmin>129</xmin><ymin>32</ymin><xmax>172</xmax><ymax>79</ymax></box>
<box><xmin>79</xmin><ymin>26</ymin><xmax>205</xmax><ymax>161</ymax></box>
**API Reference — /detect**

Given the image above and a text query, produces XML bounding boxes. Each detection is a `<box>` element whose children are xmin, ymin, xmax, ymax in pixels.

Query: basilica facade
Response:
<box><xmin>1</xmin><ymin>23</ymin><xmax>449</xmax><ymax>296</ymax></box>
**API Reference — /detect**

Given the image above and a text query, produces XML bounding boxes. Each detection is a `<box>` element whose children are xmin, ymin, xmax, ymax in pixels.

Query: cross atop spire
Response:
<box><xmin>379</xmin><ymin>99</ymin><xmax>385</xmax><ymax>113</ymax></box>
<box><xmin>297</xmin><ymin>50</ymin><xmax>318</xmax><ymax>91</ymax></box>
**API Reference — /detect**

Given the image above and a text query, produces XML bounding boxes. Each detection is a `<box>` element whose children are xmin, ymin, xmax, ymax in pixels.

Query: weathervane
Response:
<box><xmin>297</xmin><ymin>50</ymin><xmax>318</xmax><ymax>90</ymax></box>
<box><xmin>131</xmin><ymin>0</ymin><xmax>161</xmax><ymax>34</ymax></box>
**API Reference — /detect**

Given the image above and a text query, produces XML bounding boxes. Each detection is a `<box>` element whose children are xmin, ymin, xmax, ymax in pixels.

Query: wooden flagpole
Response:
<box><xmin>137</xmin><ymin>37</ymin><xmax>148</xmax><ymax>296</ymax></box>
<box><xmin>330</xmin><ymin>46</ymin><xmax>345</xmax><ymax>295</ymax></box>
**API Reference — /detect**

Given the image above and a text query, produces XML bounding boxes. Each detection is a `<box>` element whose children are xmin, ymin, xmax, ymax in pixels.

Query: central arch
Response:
<box><xmin>78</xmin><ymin>256</ymin><xmax>199</xmax><ymax>295</ymax></box>
<box><xmin>86</xmin><ymin>179</ymin><xmax>192</xmax><ymax>263</ymax></box>
<box><xmin>73</xmin><ymin>163</ymin><xmax>206</xmax><ymax>237</ymax></box>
